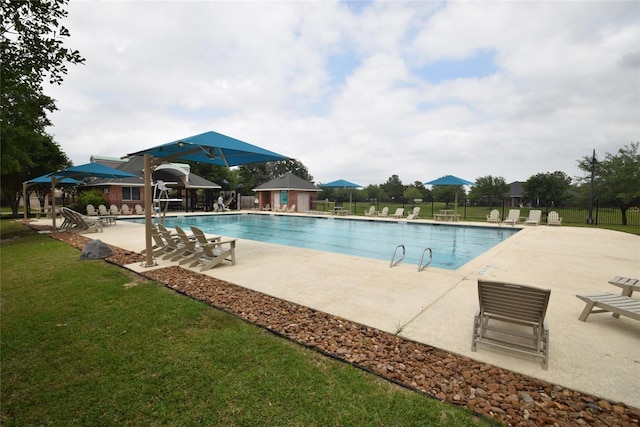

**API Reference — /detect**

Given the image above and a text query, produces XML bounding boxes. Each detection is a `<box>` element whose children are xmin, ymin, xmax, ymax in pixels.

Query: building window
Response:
<box><xmin>122</xmin><ymin>187</ymin><xmax>141</xmax><ymax>201</ymax></box>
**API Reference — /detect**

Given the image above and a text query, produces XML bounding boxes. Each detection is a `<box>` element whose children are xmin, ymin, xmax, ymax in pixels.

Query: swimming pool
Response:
<box><xmin>129</xmin><ymin>214</ymin><xmax>519</xmax><ymax>270</ymax></box>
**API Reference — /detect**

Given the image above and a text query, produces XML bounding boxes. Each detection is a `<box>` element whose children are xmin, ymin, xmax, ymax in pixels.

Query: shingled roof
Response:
<box><xmin>253</xmin><ymin>172</ymin><xmax>320</xmax><ymax>192</ymax></box>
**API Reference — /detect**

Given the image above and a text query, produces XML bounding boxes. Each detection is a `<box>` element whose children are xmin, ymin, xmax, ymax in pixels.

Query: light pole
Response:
<box><xmin>587</xmin><ymin>149</ymin><xmax>597</xmax><ymax>225</ymax></box>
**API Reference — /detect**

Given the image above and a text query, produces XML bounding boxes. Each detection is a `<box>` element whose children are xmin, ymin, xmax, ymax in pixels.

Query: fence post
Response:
<box><xmin>595</xmin><ymin>199</ymin><xmax>599</xmax><ymax>226</ymax></box>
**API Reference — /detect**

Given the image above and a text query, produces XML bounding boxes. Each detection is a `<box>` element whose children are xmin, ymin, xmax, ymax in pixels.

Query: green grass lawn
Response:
<box><xmin>0</xmin><ymin>221</ymin><xmax>495</xmax><ymax>426</ymax></box>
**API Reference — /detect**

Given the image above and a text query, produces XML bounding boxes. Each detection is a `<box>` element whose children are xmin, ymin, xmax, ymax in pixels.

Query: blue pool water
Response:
<box><xmin>127</xmin><ymin>214</ymin><xmax>519</xmax><ymax>270</ymax></box>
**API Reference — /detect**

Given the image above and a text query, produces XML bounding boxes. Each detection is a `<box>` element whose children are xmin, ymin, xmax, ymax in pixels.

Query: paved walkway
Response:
<box><xmin>35</xmin><ymin>214</ymin><xmax>640</xmax><ymax>408</ymax></box>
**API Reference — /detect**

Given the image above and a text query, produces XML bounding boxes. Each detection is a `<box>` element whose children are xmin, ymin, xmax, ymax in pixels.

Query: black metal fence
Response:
<box><xmin>490</xmin><ymin>199</ymin><xmax>640</xmax><ymax>227</ymax></box>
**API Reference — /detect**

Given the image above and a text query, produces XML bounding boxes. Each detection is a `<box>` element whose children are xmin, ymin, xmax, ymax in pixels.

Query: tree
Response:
<box><xmin>577</xmin><ymin>142</ymin><xmax>640</xmax><ymax>225</ymax></box>
<box><xmin>403</xmin><ymin>181</ymin><xmax>429</xmax><ymax>203</ymax></box>
<box><xmin>380</xmin><ymin>175</ymin><xmax>404</xmax><ymax>202</ymax></box>
<box><xmin>1</xmin><ymin>0</ymin><xmax>84</xmax><ymax>216</ymax></box>
<box><xmin>469</xmin><ymin>176</ymin><xmax>510</xmax><ymax>208</ymax></box>
<box><xmin>431</xmin><ymin>185</ymin><xmax>458</xmax><ymax>207</ymax></box>
<box><xmin>237</xmin><ymin>160</ymin><xmax>313</xmax><ymax>193</ymax></box>
<box><xmin>403</xmin><ymin>186</ymin><xmax>422</xmax><ymax>203</ymax></box>
<box><xmin>522</xmin><ymin>171</ymin><xmax>572</xmax><ymax>207</ymax></box>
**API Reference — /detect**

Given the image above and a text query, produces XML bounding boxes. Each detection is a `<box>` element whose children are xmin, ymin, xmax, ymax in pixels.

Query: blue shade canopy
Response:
<box><xmin>424</xmin><ymin>175</ymin><xmax>475</xmax><ymax>186</ymax></box>
<box><xmin>26</xmin><ymin>173</ymin><xmax>82</xmax><ymax>185</ymax></box>
<box><xmin>53</xmin><ymin>162</ymin><xmax>137</xmax><ymax>179</ymax></box>
<box><xmin>132</xmin><ymin>130</ymin><xmax>292</xmax><ymax>268</ymax></box>
<box><xmin>321</xmin><ymin>179</ymin><xmax>362</xmax><ymax>188</ymax></box>
<box><xmin>126</xmin><ymin>131</ymin><xmax>291</xmax><ymax>166</ymax></box>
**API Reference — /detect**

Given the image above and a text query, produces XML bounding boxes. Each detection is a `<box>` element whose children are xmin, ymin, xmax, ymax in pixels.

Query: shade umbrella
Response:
<box><xmin>321</xmin><ymin>179</ymin><xmax>362</xmax><ymax>213</ymax></box>
<box><xmin>22</xmin><ymin>174</ymin><xmax>82</xmax><ymax>220</ymax></box>
<box><xmin>423</xmin><ymin>175</ymin><xmax>475</xmax><ymax>214</ymax></box>
<box><xmin>48</xmin><ymin>163</ymin><xmax>138</xmax><ymax>229</ymax></box>
<box><xmin>126</xmin><ymin>130</ymin><xmax>292</xmax><ymax>267</ymax></box>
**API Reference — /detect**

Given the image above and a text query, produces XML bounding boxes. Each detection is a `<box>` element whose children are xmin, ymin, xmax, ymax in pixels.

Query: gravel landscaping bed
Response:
<box><xmin>43</xmin><ymin>228</ymin><xmax>639</xmax><ymax>426</ymax></box>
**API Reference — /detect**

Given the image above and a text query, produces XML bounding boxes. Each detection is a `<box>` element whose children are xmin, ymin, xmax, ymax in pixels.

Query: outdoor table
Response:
<box><xmin>434</xmin><ymin>210</ymin><xmax>459</xmax><ymax>221</ymax></box>
<box><xmin>99</xmin><ymin>215</ymin><xmax>117</xmax><ymax>226</ymax></box>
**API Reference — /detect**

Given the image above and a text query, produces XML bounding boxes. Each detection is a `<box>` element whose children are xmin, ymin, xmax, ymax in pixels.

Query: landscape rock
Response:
<box><xmin>79</xmin><ymin>239</ymin><xmax>113</xmax><ymax>260</ymax></box>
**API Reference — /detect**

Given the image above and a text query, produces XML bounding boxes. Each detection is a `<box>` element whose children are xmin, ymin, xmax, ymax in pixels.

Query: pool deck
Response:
<box><xmin>32</xmin><ymin>212</ymin><xmax>640</xmax><ymax>408</ymax></box>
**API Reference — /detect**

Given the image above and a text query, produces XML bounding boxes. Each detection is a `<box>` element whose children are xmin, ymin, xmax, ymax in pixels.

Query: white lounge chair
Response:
<box><xmin>391</xmin><ymin>208</ymin><xmax>404</xmax><ymax>218</ymax></box>
<box><xmin>502</xmin><ymin>209</ymin><xmax>520</xmax><ymax>226</ymax></box>
<box><xmin>134</xmin><ymin>204</ymin><xmax>145</xmax><ymax>215</ymax></box>
<box><xmin>364</xmin><ymin>206</ymin><xmax>376</xmax><ymax>216</ymax></box>
<box><xmin>287</xmin><ymin>204</ymin><xmax>296</xmax><ymax>213</ymax></box>
<box><xmin>406</xmin><ymin>207</ymin><xmax>420</xmax><ymax>220</ymax></box>
<box><xmin>486</xmin><ymin>209</ymin><xmax>500</xmax><ymax>223</ymax></box>
<box><xmin>110</xmin><ymin>204</ymin><xmax>122</xmax><ymax>215</ymax></box>
<box><xmin>86</xmin><ymin>204</ymin><xmax>98</xmax><ymax>216</ymax></box>
<box><xmin>98</xmin><ymin>204</ymin><xmax>110</xmax><ymax>216</ymax></box>
<box><xmin>378</xmin><ymin>207</ymin><xmax>389</xmax><ymax>217</ymax></box>
<box><xmin>524</xmin><ymin>210</ymin><xmax>542</xmax><ymax>226</ymax></box>
<box><xmin>121</xmin><ymin>204</ymin><xmax>133</xmax><ymax>215</ymax></box>
<box><xmin>547</xmin><ymin>211</ymin><xmax>562</xmax><ymax>226</ymax></box>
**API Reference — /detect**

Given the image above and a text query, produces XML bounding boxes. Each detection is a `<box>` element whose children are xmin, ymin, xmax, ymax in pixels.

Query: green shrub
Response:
<box><xmin>77</xmin><ymin>189</ymin><xmax>106</xmax><ymax>214</ymax></box>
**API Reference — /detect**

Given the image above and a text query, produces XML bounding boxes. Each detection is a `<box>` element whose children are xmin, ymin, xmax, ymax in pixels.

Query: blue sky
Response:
<box><xmin>47</xmin><ymin>0</ymin><xmax>639</xmax><ymax>186</ymax></box>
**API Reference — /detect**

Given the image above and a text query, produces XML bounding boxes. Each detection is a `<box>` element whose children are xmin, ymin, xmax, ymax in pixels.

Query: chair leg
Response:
<box><xmin>578</xmin><ymin>301</ymin><xmax>596</xmax><ymax>321</ymax></box>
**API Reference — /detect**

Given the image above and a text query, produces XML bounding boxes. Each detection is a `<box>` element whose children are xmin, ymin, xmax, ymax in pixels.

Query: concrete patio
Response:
<box><xmin>33</xmin><ymin>213</ymin><xmax>640</xmax><ymax>408</ymax></box>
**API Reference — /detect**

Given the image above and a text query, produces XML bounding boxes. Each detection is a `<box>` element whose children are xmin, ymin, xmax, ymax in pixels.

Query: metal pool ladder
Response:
<box><xmin>417</xmin><ymin>247</ymin><xmax>433</xmax><ymax>272</ymax></box>
<box><xmin>390</xmin><ymin>245</ymin><xmax>405</xmax><ymax>268</ymax></box>
<box><xmin>390</xmin><ymin>245</ymin><xmax>433</xmax><ymax>272</ymax></box>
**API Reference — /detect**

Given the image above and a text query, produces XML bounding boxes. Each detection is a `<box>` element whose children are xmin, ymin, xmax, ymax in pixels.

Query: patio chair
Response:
<box><xmin>134</xmin><ymin>204</ymin><xmax>145</xmax><ymax>215</ymax></box>
<box><xmin>121</xmin><ymin>204</ymin><xmax>133</xmax><ymax>215</ymax></box>
<box><xmin>157</xmin><ymin>225</ymin><xmax>186</xmax><ymax>260</ymax></box>
<box><xmin>187</xmin><ymin>238</ymin><xmax>237</xmax><ymax>271</ymax></box>
<box><xmin>287</xmin><ymin>204</ymin><xmax>296</xmax><ymax>212</ymax></box>
<box><xmin>261</xmin><ymin>203</ymin><xmax>271</xmax><ymax>211</ymax></box>
<box><xmin>98</xmin><ymin>204</ymin><xmax>110</xmax><ymax>216</ymax></box>
<box><xmin>576</xmin><ymin>293</ymin><xmax>640</xmax><ymax>322</ymax></box>
<box><xmin>364</xmin><ymin>206</ymin><xmax>376</xmax><ymax>216</ymax></box>
<box><xmin>547</xmin><ymin>211</ymin><xmax>562</xmax><ymax>226</ymax></box>
<box><xmin>110</xmin><ymin>204</ymin><xmax>122</xmax><ymax>215</ymax></box>
<box><xmin>141</xmin><ymin>225</ymin><xmax>172</xmax><ymax>257</ymax></box>
<box><xmin>502</xmin><ymin>209</ymin><xmax>520</xmax><ymax>226</ymax></box>
<box><xmin>407</xmin><ymin>207</ymin><xmax>420</xmax><ymax>220</ymax></box>
<box><xmin>190</xmin><ymin>226</ymin><xmax>222</xmax><ymax>246</ymax></box>
<box><xmin>170</xmin><ymin>225</ymin><xmax>204</xmax><ymax>265</ymax></box>
<box><xmin>378</xmin><ymin>207</ymin><xmax>389</xmax><ymax>217</ymax></box>
<box><xmin>61</xmin><ymin>207</ymin><xmax>104</xmax><ymax>233</ymax></box>
<box><xmin>524</xmin><ymin>210</ymin><xmax>542</xmax><ymax>226</ymax></box>
<box><xmin>86</xmin><ymin>204</ymin><xmax>98</xmax><ymax>216</ymax></box>
<box><xmin>59</xmin><ymin>207</ymin><xmax>76</xmax><ymax>230</ymax></box>
<box><xmin>391</xmin><ymin>208</ymin><xmax>404</xmax><ymax>218</ymax></box>
<box><xmin>472</xmin><ymin>279</ymin><xmax>551</xmax><ymax>369</ymax></box>
<box><xmin>486</xmin><ymin>209</ymin><xmax>500</xmax><ymax>223</ymax></box>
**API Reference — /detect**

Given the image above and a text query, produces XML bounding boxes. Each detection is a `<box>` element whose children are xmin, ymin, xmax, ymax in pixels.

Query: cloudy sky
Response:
<box><xmin>47</xmin><ymin>0</ymin><xmax>639</xmax><ymax>186</ymax></box>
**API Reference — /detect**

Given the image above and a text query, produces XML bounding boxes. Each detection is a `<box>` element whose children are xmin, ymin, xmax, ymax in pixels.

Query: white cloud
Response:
<box><xmin>46</xmin><ymin>0</ymin><xmax>639</xmax><ymax>186</ymax></box>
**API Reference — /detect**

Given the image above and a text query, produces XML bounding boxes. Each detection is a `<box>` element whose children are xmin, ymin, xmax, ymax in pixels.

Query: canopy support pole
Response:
<box><xmin>51</xmin><ymin>177</ymin><xmax>57</xmax><ymax>230</ymax></box>
<box><xmin>143</xmin><ymin>154</ymin><xmax>157</xmax><ymax>267</ymax></box>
